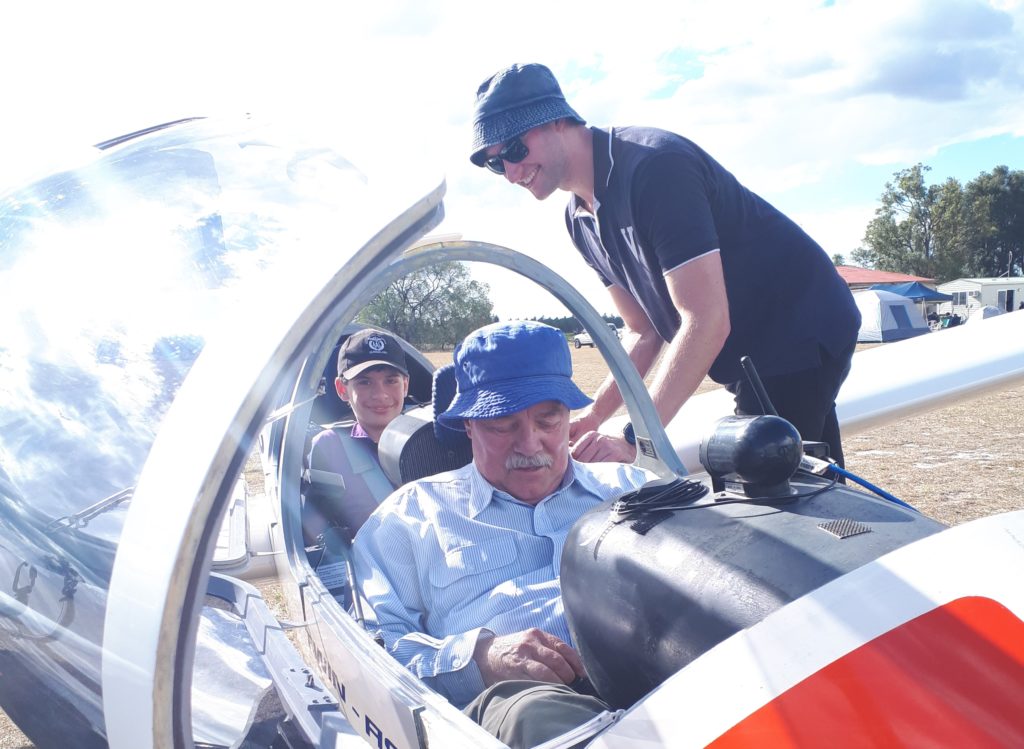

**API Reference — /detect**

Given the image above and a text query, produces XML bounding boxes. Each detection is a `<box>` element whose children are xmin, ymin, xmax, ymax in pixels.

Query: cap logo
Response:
<box><xmin>366</xmin><ymin>335</ymin><xmax>387</xmax><ymax>353</ymax></box>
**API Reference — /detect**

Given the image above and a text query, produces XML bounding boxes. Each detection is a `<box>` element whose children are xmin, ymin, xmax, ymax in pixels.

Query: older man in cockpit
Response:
<box><xmin>352</xmin><ymin>320</ymin><xmax>650</xmax><ymax>748</ymax></box>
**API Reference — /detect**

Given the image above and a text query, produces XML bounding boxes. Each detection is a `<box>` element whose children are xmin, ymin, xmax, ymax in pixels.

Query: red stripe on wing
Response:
<box><xmin>709</xmin><ymin>596</ymin><xmax>1024</xmax><ymax>748</ymax></box>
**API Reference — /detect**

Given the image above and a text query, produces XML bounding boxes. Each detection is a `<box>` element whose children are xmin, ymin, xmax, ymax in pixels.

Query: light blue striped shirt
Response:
<box><xmin>352</xmin><ymin>459</ymin><xmax>652</xmax><ymax>707</ymax></box>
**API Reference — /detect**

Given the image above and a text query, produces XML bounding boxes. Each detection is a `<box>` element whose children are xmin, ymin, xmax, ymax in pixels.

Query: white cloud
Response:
<box><xmin>787</xmin><ymin>203</ymin><xmax>880</xmax><ymax>258</ymax></box>
<box><xmin>3</xmin><ymin>0</ymin><xmax>1022</xmax><ymax>318</ymax></box>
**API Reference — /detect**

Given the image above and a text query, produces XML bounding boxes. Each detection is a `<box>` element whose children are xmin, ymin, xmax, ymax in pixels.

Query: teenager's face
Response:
<box><xmin>486</xmin><ymin>122</ymin><xmax>568</xmax><ymax>201</ymax></box>
<box><xmin>464</xmin><ymin>400</ymin><xmax>570</xmax><ymax>505</ymax></box>
<box><xmin>336</xmin><ymin>366</ymin><xmax>409</xmax><ymax>440</ymax></box>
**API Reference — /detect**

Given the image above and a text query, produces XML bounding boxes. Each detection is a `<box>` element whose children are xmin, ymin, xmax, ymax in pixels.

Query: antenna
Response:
<box><xmin>739</xmin><ymin>356</ymin><xmax>777</xmax><ymax>416</ymax></box>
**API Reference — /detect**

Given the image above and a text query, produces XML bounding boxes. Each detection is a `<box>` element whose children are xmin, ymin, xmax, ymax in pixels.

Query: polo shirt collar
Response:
<box><xmin>570</xmin><ymin>126</ymin><xmax>614</xmax><ymax>220</ymax></box>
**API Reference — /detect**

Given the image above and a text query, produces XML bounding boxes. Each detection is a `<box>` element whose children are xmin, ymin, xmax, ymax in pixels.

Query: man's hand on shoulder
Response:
<box><xmin>571</xmin><ymin>431</ymin><xmax>637</xmax><ymax>464</ymax></box>
<box><xmin>473</xmin><ymin>628</ymin><xmax>586</xmax><ymax>687</ymax></box>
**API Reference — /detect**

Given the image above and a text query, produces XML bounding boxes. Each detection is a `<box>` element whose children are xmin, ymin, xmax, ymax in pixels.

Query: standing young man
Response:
<box><xmin>469</xmin><ymin>63</ymin><xmax>860</xmax><ymax>467</ymax></box>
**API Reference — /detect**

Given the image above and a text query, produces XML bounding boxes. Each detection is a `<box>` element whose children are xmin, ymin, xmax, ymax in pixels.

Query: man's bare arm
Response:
<box><xmin>568</xmin><ymin>285</ymin><xmax>663</xmax><ymax>442</ymax></box>
<box><xmin>646</xmin><ymin>251</ymin><xmax>730</xmax><ymax>425</ymax></box>
<box><xmin>572</xmin><ymin>252</ymin><xmax>730</xmax><ymax>462</ymax></box>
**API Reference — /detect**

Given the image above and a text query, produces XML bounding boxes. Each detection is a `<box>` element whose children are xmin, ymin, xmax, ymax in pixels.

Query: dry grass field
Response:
<box><xmin>551</xmin><ymin>344</ymin><xmax>1024</xmax><ymax>526</ymax></box>
<box><xmin>3</xmin><ymin>341</ymin><xmax>1020</xmax><ymax>748</ymax></box>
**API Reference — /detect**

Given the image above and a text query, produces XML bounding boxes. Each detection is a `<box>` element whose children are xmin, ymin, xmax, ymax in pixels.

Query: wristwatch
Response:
<box><xmin>622</xmin><ymin>422</ymin><xmax>636</xmax><ymax>446</ymax></box>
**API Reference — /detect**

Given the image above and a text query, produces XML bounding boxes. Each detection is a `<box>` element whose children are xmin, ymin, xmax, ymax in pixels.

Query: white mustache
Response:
<box><xmin>505</xmin><ymin>452</ymin><xmax>554</xmax><ymax>470</ymax></box>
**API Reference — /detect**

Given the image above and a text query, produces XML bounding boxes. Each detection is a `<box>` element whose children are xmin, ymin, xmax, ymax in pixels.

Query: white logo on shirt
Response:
<box><xmin>620</xmin><ymin>226</ymin><xmax>641</xmax><ymax>255</ymax></box>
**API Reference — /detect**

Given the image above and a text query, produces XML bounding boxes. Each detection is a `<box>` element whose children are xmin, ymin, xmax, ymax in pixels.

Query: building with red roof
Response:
<box><xmin>835</xmin><ymin>266</ymin><xmax>935</xmax><ymax>291</ymax></box>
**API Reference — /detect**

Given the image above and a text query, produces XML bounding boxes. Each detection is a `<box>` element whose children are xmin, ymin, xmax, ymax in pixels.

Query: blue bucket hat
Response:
<box><xmin>470</xmin><ymin>63</ymin><xmax>586</xmax><ymax>167</ymax></box>
<box><xmin>438</xmin><ymin>321</ymin><xmax>592</xmax><ymax>429</ymax></box>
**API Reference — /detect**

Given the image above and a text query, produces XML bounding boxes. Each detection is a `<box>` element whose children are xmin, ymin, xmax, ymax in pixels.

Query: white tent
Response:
<box><xmin>853</xmin><ymin>289</ymin><xmax>930</xmax><ymax>342</ymax></box>
<box><xmin>967</xmin><ymin>305</ymin><xmax>1005</xmax><ymax>323</ymax></box>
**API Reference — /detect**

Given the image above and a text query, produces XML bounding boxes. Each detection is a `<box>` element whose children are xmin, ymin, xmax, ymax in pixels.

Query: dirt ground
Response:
<box><xmin>3</xmin><ymin>343</ymin><xmax>1020</xmax><ymax>747</ymax></box>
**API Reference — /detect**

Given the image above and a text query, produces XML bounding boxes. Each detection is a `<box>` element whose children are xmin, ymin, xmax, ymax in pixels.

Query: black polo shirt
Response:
<box><xmin>566</xmin><ymin>126</ymin><xmax>859</xmax><ymax>384</ymax></box>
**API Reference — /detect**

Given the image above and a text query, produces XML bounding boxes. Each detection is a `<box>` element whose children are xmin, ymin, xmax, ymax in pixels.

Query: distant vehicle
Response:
<box><xmin>574</xmin><ymin>323</ymin><xmax>620</xmax><ymax>348</ymax></box>
<box><xmin>573</xmin><ymin>331</ymin><xmax>594</xmax><ymax>348</ymax></box>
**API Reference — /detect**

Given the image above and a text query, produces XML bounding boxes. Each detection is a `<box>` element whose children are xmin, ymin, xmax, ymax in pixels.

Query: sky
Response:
<box><xmin>3</xmin><ymin>0</ymin><xmax>1023</xmax><ymax>318</ymax></box>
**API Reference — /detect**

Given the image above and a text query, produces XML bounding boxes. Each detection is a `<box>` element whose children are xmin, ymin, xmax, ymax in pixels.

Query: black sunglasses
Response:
<box><xmin>484</xmin><ymin>137</ymin><xmax>529</xmax><ymax>175</ymax></box>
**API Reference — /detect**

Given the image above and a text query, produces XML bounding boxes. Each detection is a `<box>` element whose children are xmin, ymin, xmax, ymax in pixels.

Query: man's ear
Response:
<box><xmin>335</xmin><ymin>377</ymin><xmax>349</xmax><ymax>402</ymax></box>
<box><xmin>402</xmin><ymin>374</ymin><xmax>410</xmax><ymax>398</ymax></box>
<box><xmin>463</xmin><ymin>419</ymin><xmax>474</xmax><ymax>440</ymax></box>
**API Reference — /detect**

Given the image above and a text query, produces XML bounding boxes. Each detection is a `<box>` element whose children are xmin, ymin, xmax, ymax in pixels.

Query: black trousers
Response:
<box><xmin>726</xmin><ymin>342</ymin><xmax>855</xmax><ymax>468</ymax></box>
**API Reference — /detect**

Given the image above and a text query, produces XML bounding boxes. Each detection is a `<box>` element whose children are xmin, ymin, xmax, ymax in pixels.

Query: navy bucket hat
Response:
<box><xmin>470</xmin><ymin>63</ymin><xmax>585</xmax><ymax>167</ymax></box>
<box><xmin>438</xmin><ymin>321</ymin><xmax>592</xmax><ymax>429</ymax></box>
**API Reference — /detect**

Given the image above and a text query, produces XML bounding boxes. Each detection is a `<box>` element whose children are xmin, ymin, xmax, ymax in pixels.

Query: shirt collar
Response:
<box><xmin>465</xmin><ymin>459</ymin><xmax>601</xmax><ymax>518</ymax></box>
<box><xmin>350</xmin><ymin>421</ymin><xmax>371</xmax><ymax>439</ymax></box>
<box><xmin>570</xmin><ymin>126</ymin><xmax>613</xmax><ymax>220</ymax></box>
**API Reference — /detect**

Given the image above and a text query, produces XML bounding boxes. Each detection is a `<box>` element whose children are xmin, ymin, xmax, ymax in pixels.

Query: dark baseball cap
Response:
<box><xmin>470</xmin><ymin>63</ymin><xmax>585</xmax><ymax>167</ymax></box>
<box><xmin>337</xmin><ymin>329</ymin><xmax>409</xmax><ymax>380</ymax></box>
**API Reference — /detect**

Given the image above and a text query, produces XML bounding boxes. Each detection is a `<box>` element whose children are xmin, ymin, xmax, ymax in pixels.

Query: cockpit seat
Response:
<box><xmin>307</xmin><ymin>425</ymin><xmax>394</xmax><ymax>535</ymax></box>
<box><xmin>300</xmin><ymin>467</ymin><xmax>349</xmax><ymax>545</ymax></box>
<box><xmin>378</xmin><ymin>363</ymin><xmax>473</xmax><ymax>486</ymax></box>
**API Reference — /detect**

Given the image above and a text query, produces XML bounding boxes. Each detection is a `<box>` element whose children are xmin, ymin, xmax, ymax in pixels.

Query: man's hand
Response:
<box><xmin>570</xmin><ymin>432</ymin><xmax>637</xmax><ymax>464</ymax></box>
<box><xmin>568</xmin><ymin>408</ymin><xmax>601</xmax><ymax>444</ymax></box>
<box><xmin>473</xmin><ymin>628</ymin><xmax>586</xmax><ymax>687</ymax></box>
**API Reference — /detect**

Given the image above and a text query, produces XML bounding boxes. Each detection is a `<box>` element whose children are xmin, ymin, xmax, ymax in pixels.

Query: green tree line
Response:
<box><xmin>852</xmin><ymin>164</ymin><xmax>1023</xmax><ymax>282</ymax></box>
<box><xmin>358</xmin><ymin>260</ymin><xmax>627</xmax><ymax>349</ymax></box>
<box><xmin>523</xmin><ymin>314</ymin><xmax>624</xmax><ymax>335</ymax></box>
